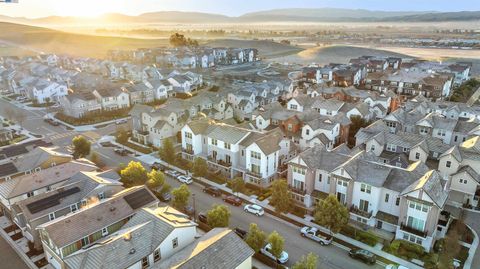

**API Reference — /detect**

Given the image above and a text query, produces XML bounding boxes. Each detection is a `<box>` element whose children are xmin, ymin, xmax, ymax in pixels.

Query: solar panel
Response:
<box><xmin>124</xmin><ymin>188</ymin><xmax>156</xmax><ymax>210</ymax></box>
<box><xmin>0</xmin><ymin>162</ymin><xmax>18</xmax><ymax>177</ymax></box>
<box><xmin>26</xmin><ymin>187</ymin><xmax>81</xmax><ymax>214</ymax></box>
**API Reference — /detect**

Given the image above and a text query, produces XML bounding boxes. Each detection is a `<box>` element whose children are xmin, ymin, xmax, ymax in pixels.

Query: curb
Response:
<box><xmin>0</xmin><ymin>228</ymin><xmax>38</xmax><ymax>269</ymax></box>
<box><xmin>463</xmin><ymin>223</ymin><xmax>479</xmax><ymax>269</ymax></box>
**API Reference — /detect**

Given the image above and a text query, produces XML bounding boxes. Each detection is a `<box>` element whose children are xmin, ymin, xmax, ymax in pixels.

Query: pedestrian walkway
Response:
<box><xmin>48</xmin><ymin>131</ymin><xmax>77</xmax><ymax>141</ymax></box>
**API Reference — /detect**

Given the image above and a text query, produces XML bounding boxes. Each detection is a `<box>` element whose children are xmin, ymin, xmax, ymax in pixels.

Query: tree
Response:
<box><xmin>171</xmin><ymin>184</ymin><xmax>190</xmax><ymax>209</ymax></box>
<box><xmin>231</xmin><ymin>177</ymin><xmax>246</xmax><ymax>195</ymax></box>
<box><xmin>192</xmin><ymin>157</ymin><xmax>207</xmax><ymax>177</ymax></box>
<box><xmin>267</xmin><ymin>231</ymin><xmax>285</xmax><ymax>259</ymax></box>
<box><xmin>120</xmin><ymin>161</ymin><xmax>148</xmax><ymax>187</ymax></box>
<box><xmin>314</xmin><ymin>194</ymin><xmax>349</xmax><ymax>234</ymax></box>
<box><xmin>159</xmin><ymin>138</ymin><xmax>175</xmax><ymax>164</ymax></box>
<box><xmin>72</xmin><ymin>136</ymin><xmax>91</xmax><ymax>159</ymax></box>
<box><xmin>348</xmin><ymin>115</ymin><xmax>371</xmax><ymax>147</ymax></box>
<box><xmin>116</xmin><ymin>126</ymin><xmax>129</xmax><ymax>144</ymax></box>
<box><xmin>270</xmin><ymin>179</ymin><xmax>291</xmax><ymax>213</ymax></box>
<box><xmin>89</xmin><ymin>152</ymin><xmax>104</xmax><ymax>168</ymax></box>
<box><xmin>292</xmin><ymin>253</ymin><xmax>319</xmax><ymax>269</ymax></box>
<box><xmin>160</xmin><ymin>182</ymin><xmax>171</xmax><ymax>194</ymax></box>
<box><xmin>245</xmin><ymin>223</ymin><xmax>266</xmax><ymax>252</ymax></box>
<box><xmin>206</xmin><ymin>204</ymin><xmax>230</xmax><ymax>228</ymax></box>
<box><xmin>169</xmin><ymin>33</ymin><xmax>199</xmax><ymax>47</ymax></box>
<box><xmin>146</xmin><ymin>169</ymin><xmax>165</xmax><ymax>190</ymax></box>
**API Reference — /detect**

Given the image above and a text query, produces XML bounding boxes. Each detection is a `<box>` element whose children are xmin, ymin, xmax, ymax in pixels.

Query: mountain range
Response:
<box><xmin>0</xmin><ymin>8</ymin><xmax>479</xmax><ymax>25</ymax></box>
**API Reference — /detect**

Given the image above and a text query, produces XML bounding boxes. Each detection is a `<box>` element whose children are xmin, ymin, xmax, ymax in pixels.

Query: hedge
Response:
<box><xmin>340</xmin><ymin>225</ymin><xmax>379</xmax><ymax>247</ymax></box>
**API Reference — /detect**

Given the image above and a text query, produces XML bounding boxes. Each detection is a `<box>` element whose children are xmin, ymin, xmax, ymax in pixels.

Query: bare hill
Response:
<box><xmin>269</xmin><ymin>45</ymin><xmax>411</xmax><ymax>65</ymax></box>
<box><xmin>0</xmin><ymin>22</ymin><xmax>168</xmax><ymax>58</ymax></box>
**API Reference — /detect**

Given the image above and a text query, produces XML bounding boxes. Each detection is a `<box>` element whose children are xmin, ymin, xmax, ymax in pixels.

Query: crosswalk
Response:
<box><xmin>49</xmin><ymin>131</ymin><xmax>78</xmax><ymax>141</ymax></box>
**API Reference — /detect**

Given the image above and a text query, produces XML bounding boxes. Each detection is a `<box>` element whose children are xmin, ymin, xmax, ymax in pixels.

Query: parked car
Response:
<box><xmin>198</xmin><ymin>213</ymin><xmax>208</xmax><ymax>224</ymax></box>
<box><xmin>44</xmin><ymin>118</ymin><xmax>60</xmax><ymax>126</ymax></box>
<box><xmin>158</xmin><ymin>192</ymin><xmax>171</xmax><ymax>202</ymax></box>
<box><xmin>234</xmin><ymin>227</ymin><xmax>247</xmax><ymax>239</ymax></box>
<box><xmin>385</xmin><ymin>265</ymin><xmax>409</xmax><ymax>269</ymax></box>
<box><xmin>183</xmin><ymin>205</ymin><xmax>195</xmax><ymax>217</ymax></box>
<box><xmin>300</xmin><ymin>226</ymin><xmax>333</xmax><ymax>245</ymax></box>
<box><xmin>223</xmin><ymin>195</ymin><xmax>242</xmax><ymax>206</ymax></box>
<box><xmin>260</xmin><ymin>243</ymin><xmax>289</xmax><ymax>264</ymax></box>
<box><xmin>114</xmin><ymin>148</ymin><xmax>129</xmax><ymax>156</ymax></box>
<box><xmin>165</xmin><ymin>170</ymin><xmax>180</xmax><ymax>177</ymax></box>
<box><xmin>349</xmin><ymin>248</ymin><xmax>376</xmax><ymax>265</ymax></box>
<box><xmin>244</xmin><ymin>204</ymin><xmax>264</xmax><ymax>216</ymax></box>
<box><xmin>151</xmin><ymin>162</ymin><xmax>166</xmax><ymax>171</ymax></box>
<box><xmin>116</xmin><ymin>119</ymin><xmax>128</xmax><ymax>125</ymax></box>
<box><xmin>203</xmin><ymin>186</ymin><xmax>222</xmax><ymax>197</ymax></box>
<box><xmin>178</xmin><ymin>175</ymin><xmax>193</xmax><ymax>185</ymax></box>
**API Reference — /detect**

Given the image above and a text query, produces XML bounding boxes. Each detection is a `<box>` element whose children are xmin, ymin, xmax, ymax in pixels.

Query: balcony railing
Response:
<box><xmin>182</xmin><ymin>148</ymin><xmax>194</xmax><ymax>155</ymax></box>
<box><xmin>349</xmin><ymin>205</ymin><xmax>373</xmax><ymax>219</ymax></box>
<box><xmin>246</xmin><ymin>170</ymin><xmax>262</xmax><ymax>179</ymax></box>
<box><xmin>136</xmin><ymin>130</ymin><xmax>149</xmax><ymax>136</ymax></box>
<box><xmin>217</xmin><ymin>159</ymin><xmax>232</xmax><ymax>168</ymax></box>
<box><xmin>400</xmin><ymin>222</ymin><xmax>428</xmax><ymax>238</ymax></box>
<box><xmin>288</xmin><ymin>185</ymin><xmax>306</xmax><ymax>195</ymax></box>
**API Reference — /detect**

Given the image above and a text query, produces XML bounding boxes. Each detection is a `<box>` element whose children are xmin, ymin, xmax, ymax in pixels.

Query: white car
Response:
<box><xmin>177</xmin><ymin>175</ymin><xmax>193</xmax><ymax>185</ymax></box>
<box><xmin>385</xmin><ymin>265</ymin><xmax>409</xmax><ymax>269</ymax></box>
<box><xmin>261</xmin><ymin>243</ymin><xmax>289</xmax><ymax>264</ymax></box>
<box><xmin>244</xmin><ymin>204</ymin><xmax>264</xmax><ymax>216</ymax></box>
<box><xmin>165</xmin><ymin>170</ymin><xmax>180</xmax><ymax>177</ymax></box>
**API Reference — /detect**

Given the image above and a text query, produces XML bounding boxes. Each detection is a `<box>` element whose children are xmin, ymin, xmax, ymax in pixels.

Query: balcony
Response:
<box><xmin>288</xmin><ymin>185</ymin><xmax>306</xmax><ymax>195</ymax></box>
<box><xmin>136</xmin><ymin>129</ymin><xmax>149</xmax><ymax>136</ymax></box>
<box><xmin>217</xmin><ymin>159</ymin><xmax>232</xmax><ymax>168</ymax></box>
<box><xmin>182</xmin><ymin>148</ymin><xmax>194</xmax><ymax>155</ymax></box>
<box><xmin>246</xmin><ymin>170</ymin><xmax>262</xmax><ymax>179</ymax></box>
<box><xmin>400</xmin><ymin>222</ymin><xmax>428</xmax><ymax>238</ymax></box>
<box><xmin>349</xmin><ymin>205</ymin><xmax>373</xmax><ymax>219</ymax></box>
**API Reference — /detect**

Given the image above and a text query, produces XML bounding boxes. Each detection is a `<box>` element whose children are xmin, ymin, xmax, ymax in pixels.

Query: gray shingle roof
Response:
<box><xmin>155</xmin><ymin>228</ymin><xmax>254</xmax><ymax>269</ymax></box>
<box><xmin>401</xmin><ymin>170</ymin><xmax>448</xmax><ymax>208</ymax></box>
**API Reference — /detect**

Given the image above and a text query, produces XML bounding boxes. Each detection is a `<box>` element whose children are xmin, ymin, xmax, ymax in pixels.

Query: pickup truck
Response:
<box><xmin>260</xmin><ymin>243</ymin><xmax>289</xmax><ymax>264</ymax></box>
<box><xmin>300</xmin><ymin>226</ymin><xmax>333</xmax><ymax>245</ymax></box>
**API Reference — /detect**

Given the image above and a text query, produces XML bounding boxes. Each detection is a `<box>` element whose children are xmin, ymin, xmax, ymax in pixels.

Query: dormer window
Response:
<box><xmin>70</xmin><ymin>204</ymin><xmax>78</xmax><ymax>213</ymax></box>
<box><xmin>101</xmin><ymin>227</ymin><xmax>109</xmax><ymax>236</ymax></box>
<box><xmin>98</xmin><ymin>192</ymin><xmax>105</xmax><ymax>200</ymax></box>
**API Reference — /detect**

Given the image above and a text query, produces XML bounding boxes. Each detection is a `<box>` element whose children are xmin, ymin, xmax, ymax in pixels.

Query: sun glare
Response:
<box><xmin>53</xmin><ymin>0</ymin><xmax>121</xmax><ymax>17</ymax></box>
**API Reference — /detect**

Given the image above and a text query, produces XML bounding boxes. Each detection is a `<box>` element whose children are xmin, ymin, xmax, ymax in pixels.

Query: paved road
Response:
<box><xmin>0</xmin><ymin>235</ymin><xmax>28</xmax><ymax>269</ymax></box>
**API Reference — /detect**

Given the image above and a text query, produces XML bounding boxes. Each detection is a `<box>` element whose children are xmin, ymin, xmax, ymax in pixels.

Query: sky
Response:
<box><xmin>0</xmin><ymin>0</ymin><xmax>477</xmax><ymax>18</ymax></box>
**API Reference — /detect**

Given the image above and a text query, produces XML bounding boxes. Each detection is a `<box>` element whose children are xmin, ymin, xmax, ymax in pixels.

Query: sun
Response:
<box><xmin>53</xmin><ymin>0</ymin><xmax>120</xmax><ymax>17</ymax></box>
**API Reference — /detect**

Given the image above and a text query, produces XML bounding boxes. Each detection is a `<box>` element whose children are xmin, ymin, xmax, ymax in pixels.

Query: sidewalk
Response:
<box><xmin>52</xmin><ymin>115</ymin><xmax>130</xmax><ymax>132</ymax></box>
<box><xmin>0</xmin><ymin>216</ymin><xmax>40</xmax><ymax>269</ymax></box>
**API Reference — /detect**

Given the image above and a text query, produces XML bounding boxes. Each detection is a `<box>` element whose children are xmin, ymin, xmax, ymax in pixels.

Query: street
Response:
<box><xmin>0</xmin><ymin>235</ymin><xmax>28</xmax><ymax>269</ymax></box>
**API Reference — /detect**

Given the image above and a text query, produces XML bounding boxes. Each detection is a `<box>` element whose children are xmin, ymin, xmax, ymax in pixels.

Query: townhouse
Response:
<box><xmin>0</xmin><ymin>128</ymin><xmax>13</xmax><ymax>144</ymax></box>
<box><xmin>37</xmin><ymin>186</ymin><xmax>159</xmax><ymax>269</ymax></box>
<box><xmin>12</xmin><ymin>170</ymin><xmax>124</xmax><ymax>250</ymax></box>
<box><xmin>287</xmin><ymin>145</ymin><xmax>448</xmax><ymax>251</ymax></box>
<box><xmin>181</xmin><ymin>119</ymin><xmax>293</xmax><ymax>186</ymax></box>
<box><xmin>92</xmin><ymin>87</ymin><xmax>131</xmax><ymax>111</ymax></box>
<box><xmin>0</xmin><ymin>159</ymin><xmax>98</xmax><ymax>219</ymax></box>
<box><xmin>58</xmin><ymin>92</ymin><xmax>102</xmax><ymax>118</ymax></box>
<box><xmin>25</xmin><ymin>78</ymin><xmax>69</xmax><ymax>104</ymax></box>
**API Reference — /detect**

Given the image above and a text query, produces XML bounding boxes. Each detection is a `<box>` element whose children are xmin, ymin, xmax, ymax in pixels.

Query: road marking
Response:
<box><xmin>49</xmin><ymin>131</ymin><xmax>78</xmax><ymax>141</ymax></box>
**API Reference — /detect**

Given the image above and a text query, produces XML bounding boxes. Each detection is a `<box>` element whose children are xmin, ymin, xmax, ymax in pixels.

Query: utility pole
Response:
<box><xmin>192</xmin><ymin>193</ymin><xmax>196</xmax><ymax>222</ymax></box>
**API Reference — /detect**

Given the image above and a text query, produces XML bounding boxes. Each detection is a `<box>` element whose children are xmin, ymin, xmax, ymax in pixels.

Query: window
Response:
<box><xmin>386</xmin><ymin>143</ymin><xmax>396</xmax><ymax>152</ymax></box>
<box><xmin>290</xmin><ymin>104</ymin><xmax>298</xmax><ymax>110</ymax></box>
<box><xmin>98</xmin><ymin>192</ymin><xmax>105</xmax><ymax>200</ymax></box>
<box><xmin>224</xmin><ymin>143</ymin><xmax>231</xmax><ymax>150</ymax></box>
<box><xmin>251</xmin><ymin>164</ymin><xmax>260</xmax><ymax>174</ymax></box>
<box><xmin>337</xmin><ymin>179</ymin><xmax>348</xmax><ymax>187</ymax></box>
<box><xmin>250</xmin><ymin>151</ymin><xmax>261</xmax><ymax>160</ymax></box>
<box><xmin>460</xmin><ymin>178</ymin><xmax>467</xmax><ymax>184</ymax></box>
<box><xmin>27</xmin><ymin>191</ymin><xmax>34</xmax><ymax>198</ymax></box>
<box><xmin>172</xmin><ymin>238</ymin><xmax>178</xmax><ymax>248</ymax></box>
<box><xmin>81</xmin><ymin>236</ymin><xmax>90</xmax><ymax>247</ymax></box>
<box><xmin>360</xmin><ymin>183</ymin><xmax>371</xmax><ymax>194</ymax></box>
<box><xmin>359</xmin><ymin>199</ymin><xmax>369</xmax><ymax>212</ymax></box>
<box><xmin>101</xmin><ymin>227</ymin><xmax>108</xmax><ymax>236</ymax></box>
<box><xmin>81</xmin><ymin>199</ymin><xmax>87</xmax><ymax>207</ymax></box>
<box><xmin>437</xmin><ymin>129</ymin><xmax>446</xmax><ymax>137</ymax></box>
<box><xmin>293</xmin><ymin>166</ymin><xmax>306</xmax><ymax>175</ymax></box>
<box><xmin>407</xmin><ymin>216</ymin><xmax>425</xmax><ymax>231</ymax></box>
<box><xmin>318</xmin><ymin>174</ymin><xmax>322</xmax><ymax>182</ymax></box>
<box><xmin>415</xmin><ymin>152</ymin><xmax>420</xmax><ymax>160</ymax></box>
<box><xmin>48</xmin><ymin>213</ymin><xmax>55</xmax><ymax>221</ymax></box>
<box><xmin>446</xmin><ymin>161</ymin><xmax>451</xmax><ymax>168</ymax></box>
<box><xmin>403</xmin><ymin>147</ymin><xmax>409</xmax><ymax>153</ymax></box>
<box><xmin>154</xmin><ymin>249</ymin><xmax>161</xmax><ymax>262</ymax></box>
<box><xmin>395</xmin><ymin>197</ymin><xmax>400</xmax><ymax>206</ymax></box>
<box><xmin>409</xmin><ymin>201</ymin><xmax>430</xmax><ymax>212</ymax></box>
<box><xmin>70</xmin><ymin>204</ymin><xmax>78</xmax><ymax>213</ymax></box>
<box><xmin>185</xmin><ymin>132</ymin><xmax>192</xmax><ymax>139</ymax></box>
<box><xmin>370</xmin><ymin>144</ymin><xmax>375</xmax><ymax>151</ymax></box>
<box><xmin>211</xmin><ymin>139</ymin><xmax>218</xmax><ymax>146</ymax></box>
<box><xmin>141</xmin><ymin>257</ymin><xmax>149</xmax><ymax>269</ymax></box>
<box><xmin>385</xmin><ymin>193</ymin><xmax>389</xmax><ymax>203</ymax></box>
<box><xmin>305</xmin><ymin>129</ymin><xmax>310</xmax><ymax>136</ymax></box>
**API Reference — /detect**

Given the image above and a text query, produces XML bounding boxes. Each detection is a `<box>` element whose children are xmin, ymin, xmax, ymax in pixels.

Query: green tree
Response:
<box><xmin>169</xmin><ymin>33</ymin><xmax>198</xmax><ymax>47</ymax></box>
<box><xmin>245</xmin><ymin>223</ymin><xmax>266</xmax><ymax>252</ymax></box>
<box><xmin>171</xmin><ymin>184</ymin><xmax>190</xmax><ymax>209</ymax></box>
<box><xmin>159</xmin><ymin>138</ymin><xmax>175</xmax><ymax>164</ymax></box>
<box><xmin>348</xmin><ymin>115</ymin><xmax>371</xmax><ymax>147</ymax></box>
<box><xmin>292</xmin><ymin>253</ymin><xmax>319</xmax><ymax>269</ymax></box>
<box><xmin>231</xmin><ymin>177</ymin><xmax>246</xmax><ymax>195</ymax></box>
<box><xmin>270</xmin><ymin>179</ymin><xmax>291</xmax><ymax>213</ymax></box>
<box><xmin>160</xmin><ymin>182</ymin><xmax>171</xmax><ymax>194</ymax></box>
<box><xmin>314</xmin><ymin>194</ymin><xmax>349</xmax><ymax>233</ymax></box>
<box><xmin>72</xmin><ymin>136</ymin><xmax>91</xmax><ymax>159</ymax></box>
<box><xmin>146</xmin><ymin>169</ymin><xmax>165</xmax><ymax>190</ymax></box>
<box><xmin>120</xmin><ymin>161</ymin><xmax>148</xmax><ymax>187</ymax></box>
<box><xmin>89</xmin><ymin>151</ymin><xmax>104</xmax><ymax>168</ymax></box>
<box><xmin>267</xmin><ymin>231</ymin><xmax>285</xmax><ymax>259</ymax></box>
<box><xmin>192</xmin><ymin>157</ymin><xmax>207</xmax><ymax>177</ymax></box>
<box><xmin>116</xmin><ymin>126</ymin><xmax>129</xmax><ymax>144</ymax></box>
<box><xmin>206</xmin><ymin>204</ymin><xmax>231</xmax><ymax>228</ymax></box>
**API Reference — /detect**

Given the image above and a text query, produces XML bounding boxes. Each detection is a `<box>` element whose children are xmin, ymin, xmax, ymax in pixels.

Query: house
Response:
<box><xmin>181</xmin><ymin>119</ymin><xmax>292</xmax><ymax>186</ymax></box>
<box><xmin>155</xmin><ymin>228</ymin><xmax>254</xmax><ymax>269</ymax></box>
<box><xmin>287</xmin><ymin>145</ymin><xmax>448</xmax><ymax>251</ymax></box>
<box><xmin>92</xmin><ymin>87</ymin><xmax>130</xmax><ymax>111</ymax></box>
<box><xmin>0</xmin><ymin>159</ymin><xmax>98</xmax><ymax>219</ymax></box>
<box><xmin>12</xmin><ymin>170</ymin><xmax>123</xmax><ymax>249</ymax></box>
<box><xmin>59</xmin><ymin>92</ymin><xmax>102</xmax><ymax>118</ymax></box>
<box><xmin>26</xmin><ymin>79</ymin><xmax>68</xmax><ymax>104</ymax></box>
<box><xmin>62</xmin><ymin>206</ymin><xmax>196</xmax><ymax>269</ymax></box>
<box><xmin>0</xmin><ymin>128</ymin><xmax>13</xmax><ymax>143</ymax></box>
<box><xmin>37</xmin><ymin>186</ymin><xmax>159</xmax><ymax>269</ymax></box>
<box><xmin>125</xmin><ymin>81</ymin><xmax>155</xmax><ymax>104</ymax></box>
